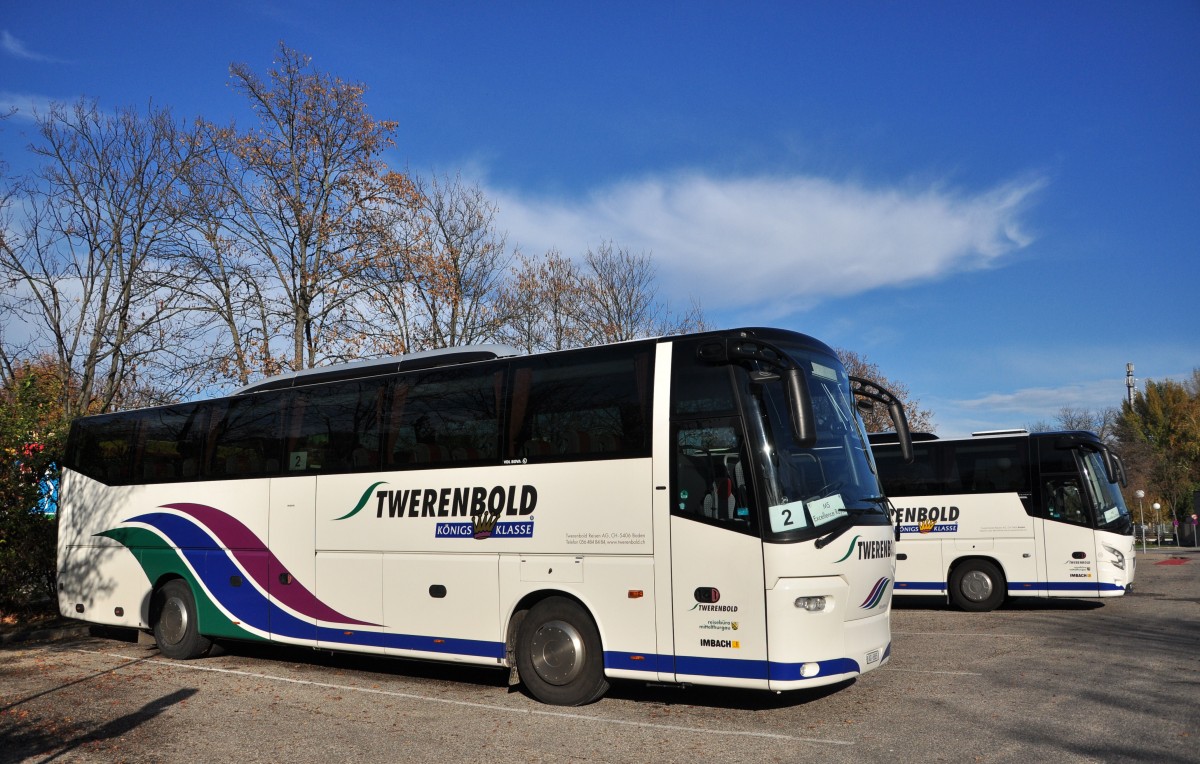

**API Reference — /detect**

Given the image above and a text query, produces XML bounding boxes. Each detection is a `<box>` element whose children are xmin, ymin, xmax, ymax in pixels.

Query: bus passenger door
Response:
<box><xmin>668</xmin><ymin>418</ymin><xmax>769</xmax><ymax>689</ymax></box>
<box><xmin>268</xmin><ymin>475</ymin><xmax>318</xmax><ymax>643</ymax></box>
<box><xmin>1038</xmin><ymin>476</ymin><xmax>1100</xmax><ymax>596</ymax></box>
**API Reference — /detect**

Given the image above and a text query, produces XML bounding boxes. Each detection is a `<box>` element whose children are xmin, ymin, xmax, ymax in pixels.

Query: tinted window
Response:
<box><xmin>1042</xmin><ymin>476</ymin><xmax>1089</xmax><ymax>525</ymax></box>
<box><xmin>67</xmin><ymin>413</ymin><xmax>137</xmax><ymax>485</ymax></box>
<box><xmin>508</xmin><ymin>346</ymin><xmax>652</xmax><ymax>461</ymax></box>
<box><xmin>1036</xmin><ymin>439</ymin><xmax>1090</xmax><ymax>524</ymax></box>
<box><xmin>287</xmin><ymin>379</ymin><xmax>387</xmax><ymax>473</ymax></box>
<box><xmin>207</xmin><ymin>393</ymin><xmax>285</xmax><ymax>478</ymax></box>
<box><xmin>671</xmin><ymin>340</ymin><xmax>736</xmax><ymax>417</ymax></box>
<box><xmin>1038</xmin><ymin>441</ymin><xmax>1079</xmax><ymax>474</ymax></box>
<box><xmin>137</xmin><ymin>404</ymin><xmax>208</xmax><ymax>482</ymax></box>
<box><xmin>672</xmin><ymin>417</ymin><xmax>758</xmax><ymax>536</ymax></box>
<box><xmin>384</xmin><ymin>366</ymin><xmax>502</xmax><ymax>468</ymax></box>
<box><xmin>876</xmin><ymin>439</ymin><xmax>1030</xmax><ymax>496</ymax></box>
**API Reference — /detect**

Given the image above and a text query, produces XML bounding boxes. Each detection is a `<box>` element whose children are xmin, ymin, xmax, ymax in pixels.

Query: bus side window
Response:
<box><xmin>288</xmin><ymin>380</ymin><xmax>385</xmax><ymax>474</ymax></box>
<box><xmin>508</xmin><ymin>347</ymin><xmax>651</xmax><ymax>462</ymax></box>
<box><xmin>672</xmin><ymin>419</ymin><xmax>757</xmax><ymax>535</ymax></box>
<box><xmin>137</xmin><ymin>404</ymin><xmax>207</xmax><ymax>483</ymax></box>
<box><xmin>207</xmin><ymin>393</ymin><xmax>285</xmax><ymax>479</ymax></box>
<box><xmin>1044</xmin><ymin>477</ymin><xmax>1088</xmax><ymax>525</ymax></box>
<box><xmin>68</xmin><ymin>414</ymin><xmax>137</xmax><ymax>485</ymax></box>
<box><xmin>383</xmin><ymin>367</ymin><xmax>501</xmax><ymax>470</ymax></box>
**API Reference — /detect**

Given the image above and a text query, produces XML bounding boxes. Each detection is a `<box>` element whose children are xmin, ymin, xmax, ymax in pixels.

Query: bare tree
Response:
<box><xmin>363</xmin><ymin>173</ymin><xmax>512</xmax><ymax>352</ymax></box>
<box><xmin>496</xmin><ymin>248</ymin><xmax>586</xmax><ymax>353</ymax></box>
<box><xmin>172</xmin><ymin>157</ymin><xmax>275</xmax><ymax>386</ymax></box>
<box><xmin>205</xmin><ymin>44</ymin><xmax>400</xmax><ymax>372</ymax></box>
<box><xmin>1027</xmin><ymin>406</ymin><xmax>1120</xmax><ymax>447</ymax></box>
<box><xmin>575</xmin><ymin>241</ymin><xmax>705</xmax><ymax>346</ymax></box>
<box><xmin>0</xmin><ymin>99</ymin><xmax>206</xmax><ymax>416</ymax></box>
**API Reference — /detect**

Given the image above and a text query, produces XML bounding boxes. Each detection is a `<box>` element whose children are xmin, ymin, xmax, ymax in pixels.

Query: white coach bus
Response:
<box><xmin>58</xmin><ymin>328</ymin><xmax>911</xmax><ymax>705</ymax></box>
<box><xmin>869</xmin><ymin>430</ymin><xmax>1135</xmax><ymax>612</ymax></box>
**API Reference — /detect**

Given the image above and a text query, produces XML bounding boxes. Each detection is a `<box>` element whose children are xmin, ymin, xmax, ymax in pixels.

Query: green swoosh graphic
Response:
<box><xmin>334</xmin><ymin>481</ymin><xmax>387</xmax><ymax>520</ymax></box>
<box><xmin>97</xmin><ymin>527</ymin><xmax>263</xmax><ymax>642</ymax></box>
<box><xmin>834</xmin><ymin>535</ymin><xmax>862</xmax><ymax>563</ymax></box>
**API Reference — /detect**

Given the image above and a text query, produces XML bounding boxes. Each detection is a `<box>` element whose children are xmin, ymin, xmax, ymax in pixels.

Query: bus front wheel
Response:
<box><xmin>151</xmin><ymin>579</ymin><xmax>212</xmax><ymax>659</ymax></box>
<box><xmin>949</xmin><ymin>560</ymin><xmax>1006</xmax><ymax>612</ymax></box>
<box><xmin>516</xmin><ymin>597</ymin><xmax>609</xmax><ymax>706</ymax></box>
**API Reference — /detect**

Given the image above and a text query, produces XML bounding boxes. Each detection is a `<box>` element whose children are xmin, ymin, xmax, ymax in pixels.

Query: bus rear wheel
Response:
<box><xmin>151</xmin><ymin>579</ymin><xmax>212</xmax><ymax>659</ymax></box>
<box><xmin>950</xmin><ymin>560</ymin><xmax>1006</xmax><ymax>612</ymax></box>
<box><xmin>516</xmin><ymin>597</ymin><xmax>609</xmax><ymax>706</ymax></box>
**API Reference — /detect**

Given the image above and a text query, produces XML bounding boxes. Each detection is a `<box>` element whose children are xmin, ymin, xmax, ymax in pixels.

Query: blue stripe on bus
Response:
<box><xmin>313</xmin><ymin>628</ymin><xmax>506</xmax><ymax>659</ymax></box>
<box><xmin>605</xmin><ymin>652</ymin><xmax>863</xmax><ymax>682</ymax></box>
<box><xmin>898</xmin><ymin>580</ymin><xmax>1124</xmax><ymax>594</ymax></box>
<box><xmin>894</xmin><ymin>581</ymin><xmax>945</xmax><ymax>591</ymax></box>
<box><xmin>1008</xmin><ymin>581</ymin><xmax>1124</xmax><ymax>593</ymax></box>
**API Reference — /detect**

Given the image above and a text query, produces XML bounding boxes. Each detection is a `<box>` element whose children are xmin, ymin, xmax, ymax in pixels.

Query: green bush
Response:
<box><xmin>0</xmin><ymin>362</ymin><xmax>68</xmax><ymax>609</ymax></box>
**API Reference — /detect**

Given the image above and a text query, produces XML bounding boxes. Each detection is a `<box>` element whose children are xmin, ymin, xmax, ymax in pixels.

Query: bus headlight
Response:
<box><xmin>794</xmin><ymin>596</ymin><xmax>827</xmax><ymax>612</ymax></box>
<box><xmin>1102</xmin><ymin>544</ymin><xmax>1126</xmax><ymax>570</ymax></box>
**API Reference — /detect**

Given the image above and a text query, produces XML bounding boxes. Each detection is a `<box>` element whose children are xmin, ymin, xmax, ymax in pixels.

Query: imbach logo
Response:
<box><xmin>335</xmin><ymin>482</ymin><xmax>538</xmax><ymax>540</ymax></box>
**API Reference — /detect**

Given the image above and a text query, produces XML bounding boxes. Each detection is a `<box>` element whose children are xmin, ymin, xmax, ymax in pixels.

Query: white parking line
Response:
<box><xmin>883</xmin><ymin>668</ymin><xmax>982</xmax><ymax>676</ymax></box>
<box><xmin>68</xmin><ymin>648</ymin><xmax>854</xmax><ymax>747</ymax></box>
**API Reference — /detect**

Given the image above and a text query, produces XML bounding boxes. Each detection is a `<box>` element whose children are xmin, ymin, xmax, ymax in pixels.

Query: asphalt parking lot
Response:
<box><xmin>2</xmin><ymin>547</ymin><xmax>1198</xmax><ymax>764</ymax></box>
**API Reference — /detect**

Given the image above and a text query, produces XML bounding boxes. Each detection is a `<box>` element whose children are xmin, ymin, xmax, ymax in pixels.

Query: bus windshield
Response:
<box><xmin>745</xmin><ymin>344</ymin><xmax>886</xmax><ymax>542</ymax></box>
<box><xmin>1079</xmin><ymin>448</ymin><xmax>1132</xmax><ymax>532</ymax></box>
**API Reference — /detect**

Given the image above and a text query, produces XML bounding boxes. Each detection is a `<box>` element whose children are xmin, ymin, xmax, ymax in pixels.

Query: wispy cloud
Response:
<box><xmin>927</xmin><ymin>380</ymin><xmax>1117</xmax><ymax>438</ymax></box>
<box><xmin>954</xmin><ymin>378</ymin><xmax>1120</xmax><ymax>416</ymax></box>
<box><xmin>1</xmin><ymin>30</ymin><xmax>64</xmax><ymax>63</ymax></box>
<box><xmin>489</xmin><ymin>171</ymin><xmax>1046</xmax><ymax>320</ymax></box>
<box><xmin>0</xmin><ymin>91</ymin><xmax>57</xmax><ymax>122</ymax></box>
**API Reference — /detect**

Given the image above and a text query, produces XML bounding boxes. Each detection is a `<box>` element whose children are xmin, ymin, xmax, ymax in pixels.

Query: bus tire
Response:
<box><xmin>516</xmin><ymin>597</ymin><xmax>609</xmax><ymax>706</ymax></box>
<box><xmin>151</xmin><ymin>579</ymin><xmax>212</xmax><ymax>659</ymax></box>
<box><xmin>949</xmin><ymin>559</ymin><xmax>1005</xmax><ymax>612</ymax></box>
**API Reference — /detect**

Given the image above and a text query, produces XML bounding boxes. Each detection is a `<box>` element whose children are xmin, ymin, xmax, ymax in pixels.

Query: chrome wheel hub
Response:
<box><xmin>529</xmin><ymin>619</ymin><xmax>585</xmax><ymax>685</ymax></box>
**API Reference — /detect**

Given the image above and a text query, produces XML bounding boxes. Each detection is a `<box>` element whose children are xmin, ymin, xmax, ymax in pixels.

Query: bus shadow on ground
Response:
<box><xmin>211</xmin><ymin>638</ymin><xmax>512</xmax><ymax>691</ymax></box>
<box><xmin>602</xmin><ymin>677</ymin><xmax>853</xmax><ymax>710</ymax></box>
<box><xmin>891</xmin><ymin>595</ymin><xmax>1104</xmax><ymax>612</ymax></box>
<box><xmin>207</xmin><ymin>638</ymin><xmax>852</xmax><ymax>710</ymax></box>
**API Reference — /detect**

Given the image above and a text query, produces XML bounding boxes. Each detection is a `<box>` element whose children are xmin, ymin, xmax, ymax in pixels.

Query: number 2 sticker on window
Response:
<box><xmin>769</xmin><ymin>500</ymin><xmax>809</xmax><ymax>533</ymax></box>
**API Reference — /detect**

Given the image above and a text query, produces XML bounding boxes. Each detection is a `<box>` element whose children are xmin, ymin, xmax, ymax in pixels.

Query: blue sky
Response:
<box><xmin>3</xmin><ymin>2</ymin><xmax>1197</xmax><ymax>436</ymax></box>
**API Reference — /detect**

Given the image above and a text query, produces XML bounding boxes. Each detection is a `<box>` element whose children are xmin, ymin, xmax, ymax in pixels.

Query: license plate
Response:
<box><xmin>866</xmin><ymin>649</ymin><xmax>881</xmax><ymax>664</ymax></box>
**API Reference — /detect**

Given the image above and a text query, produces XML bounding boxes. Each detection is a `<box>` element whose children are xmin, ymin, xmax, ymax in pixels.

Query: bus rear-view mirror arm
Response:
<box><xmin>850</xmin><ymin>376</ymin><xmax>913</xmax><ymax>464</ymax></box>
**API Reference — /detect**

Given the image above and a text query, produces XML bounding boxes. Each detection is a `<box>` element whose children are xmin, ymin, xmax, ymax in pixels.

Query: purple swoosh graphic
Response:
<box><xmin>160</xmin><ymin>502</ymin><xmax>379</xmax><ymax>627</ymax></box>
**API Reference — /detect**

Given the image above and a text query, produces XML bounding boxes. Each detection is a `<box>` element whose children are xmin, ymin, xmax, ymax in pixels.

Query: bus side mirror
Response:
<box><xmin>785</xmin><ymin>367</ymin><xmax>817</xmax><ymax>448</ymax></box>
<box><xmin>890</xmin><ymin>400</ymin><xmax>914</xmax><ymax>464</ymax></box>
<box><xmin>1099</xmin><ymin>448</ymin><xmax>1121</xmax><ymax>486</ymax></box>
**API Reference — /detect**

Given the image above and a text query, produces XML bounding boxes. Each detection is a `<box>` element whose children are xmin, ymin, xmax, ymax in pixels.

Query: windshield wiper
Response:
<box><xmin>814</xmin><ymin>516</ymin><xmax>854</xmax><ymax>549</ymax></box>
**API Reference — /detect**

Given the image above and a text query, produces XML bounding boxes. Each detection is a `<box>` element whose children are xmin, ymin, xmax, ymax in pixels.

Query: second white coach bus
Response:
<box><xmin>869</xmin><ymin>430</ymin><xmax>1135</xmax><ymax>611</ymax></box>
<box><xmin>58</xmin><ymin>328</ymin><xmax>911</xmax><ymax>705</ymax></box>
